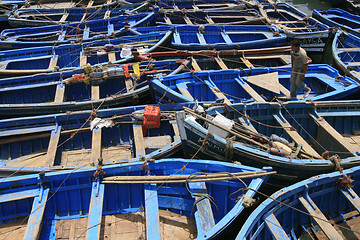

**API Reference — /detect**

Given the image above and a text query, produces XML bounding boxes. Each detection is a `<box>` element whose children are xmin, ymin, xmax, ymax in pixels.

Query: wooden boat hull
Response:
<box><xmin>236</xmin><ymin>165</ymin><xmax>360</xmax><ymax>239</ymax></box>
<box><xmin>0</xmin><ymin>159</ymin><xmax>271</xmax><ymax>239</ymax></box>
<box><xmin>262</xmin><ymin>3</ymin><xmax>330</xmax><ymax>56</ymax></box>
<box><xmin>0</xmin><ymin>31</ymin><xmax>172</xmax><ymax>76</ymax></box>
<box><xmin>0</xmin><ymin>59</ymin><xmax>189</xmax><ymax>116</ymax></box>
<box><xmin>149</xmin><ymin>64</ymin><xmax>359</xmax><ymax>104</ymax></box>
<box><xmin>0</xmin><ymin>103</ymin><xmax>195</xmax><ymax>169</ymax></box>
<box><xmin>313</xmin><ymin>8</ymin><xmax>360</xmax><ymax>38</ymax></box>
<box><xmin>176</xmin><ymin>100</ymin><xmax>360</xmax><ymax>183</ymax></box>
<box><xmin>0</xmin><ymin>11</ymin><xmax>157</xmax><ymax>49</ymax></box>
<box><xmin>332</xmin><ymin>29</ymin><xmax>360</xmax><ymax>83</ymax></box>
<box><xmin>135</xmin><ymin>25</ymin><xmax>287</xmax><ymax>51</ymax></box>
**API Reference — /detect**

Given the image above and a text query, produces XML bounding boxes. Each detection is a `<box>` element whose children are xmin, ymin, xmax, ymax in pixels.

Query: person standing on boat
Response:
<box><xmin>290</xmin><ymin>39</ymin><xmax>311</xmax><ymax>99</ymax></box>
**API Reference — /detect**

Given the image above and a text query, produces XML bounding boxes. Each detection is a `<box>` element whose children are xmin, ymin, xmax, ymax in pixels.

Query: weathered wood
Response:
<box><xmin>144</xmin><ymin>135</ymin><xmax>172</xmax><ymax>149</ymax></box>
<box><xmin>59</xmin><ymin>13</ymin><xmax>69</xmax><ymax>23</ymax></box>
<box><xmin>48</xmin><ymin>55</ymin><xmax>58</xmax><ymax>69</ymax></box>
<box><xmin>45</xmin><ymin>126</ymin><xmax>61</xmax><ymax>167</ymax></box>
<box><xmin>0</xmin><ymin>189</ymin><xmax>39</xmax><ymax>203</ymax></box>
<box><xmin>54</xmin><ymin>84</ymin><xmax>65</xmax><ymax>103</ymax></box>
<box><xmin>273</xmin><ymin>114</ymin><xmax>321</xmax><ymax>158</ymax></box>
<box><xmin>87</xmin><ymin>0</ymin><xmax>94</xmax><ymax>7</ymax></box>
<box><xmin>313</xmin><ymin>116</ymin><xmax>358</xmax><ymax>154</ymax></box>
<box><xmin>340</xmin><ymin>187</ymin><xmax>360</xmax><ymax>213</ymax></box>
<box><xmin>214</xmin><ymin>56</ymin><xmax>228</xmax><ymax>70</ymax></box>
<box><xmin>240</xmin><ymin>57</ymin><xmax>254</xmax><ymax>68</ymax></box>
<box><xmin>87</xmin><ymin>181</ymin><xmax>105</xmax><ymax>240</ymax></box>
<box><xmin>188</xmin><ymin>182</ymin><xmax>215</xmax><ymax>236</ymax></box>
<box><xmin>91</xmin><ymin>128</ymin><xmax>102</xmax><ymax>163</ymax></box>
<box><xmin>171</xmin><ymin>121</ymin><xmax>180</xmax><ymax>140</ymax></box>
<box><xmin>91</xmin><ymin>85</ymin><xmax>100</xmax><ymax>100</ymax></box>
<box><xmin>205</xmin><ymin>16</ymin><xmax>215</xmax><ymax>24</ymax></box>
<box><xmin>108</xmin><ymin>52</ymin><xmax>116</xmax><ymax>63</ymax></box>
<box><xmin>241</xmin><ymin>82</ymin><xmax>266</xmax><ymax>102</ymax></box>
<box><xmin>80</xmin><ymin>54</ymin><xmax>87</xmax><ymax>67</ymax></box>
<box><xmin>247</xmin><ymin>72</ymin><xmax>281</xmax><ymax>94</ymax></box>
<box><xmin>197</xmin><ymin>33</ymin><xmax>206</xmax><ymax>45</ymax></box>
<box><xmin>104</xmin><ymin>10</ymin><xmax>111</xmax><ymax>19</ymax></box>
<box><xmin>125</xmin><ymin>79</ymin><xmax>134</xmax><ymax>92</ymax></box>
<box><xmin>338</xmin><ymin>48</ymin><xmax>360</xmax><ymax>52</ymax></box>
<box><xmin>265</xmin><ymin>213</ymin><xmax>290</xmax><ymax>240</ymax></box>
<box><xmin>24</xmin><ymin>188</ymin><xmax>50</xmax><ymax>240</ymax></box>
<box><xmin>164</xmin><ymin>16</ymin><xmax>172</xmax><ymax>24</ymax></box>
<box><xmin>191</xmin><ymin>58</ymin><xmax>202</xmax><ymax>71</ymax></box>
<box><xmin>133</xmin><ymin>123</ymin><xmax>146</xmax><ymax>157</ymax></box>
<box><xmin>299</xmin><ymin>196</ymin><xmax>344</xmax><ymax>240</ymax></box>
<box><xmin>204</xmin><ymin>79</ymin><xmax>232</xmax><ymax>104</ymax></box>
<box><xmin>238</xmin><ymin>116</ymin><xmax>258</xmax><ymax>133</ymax></box>
<box><xmin>183</xmin><ymin>16</ymin><xmax>193</xmax><ymax>25</ymax></box>
<box><xmin>176</xmin><ymin>82</ymin><xmax>194</xmax><ymax>100</ymax></box>
<box><xmin>145</xmin><ymin>184</ymin><xmax>161</xmax><ymax>240</ymax></box>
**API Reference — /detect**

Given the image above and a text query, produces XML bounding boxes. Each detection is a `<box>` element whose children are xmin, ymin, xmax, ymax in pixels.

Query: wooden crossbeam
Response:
<box><xmin>205</xmin><ymin>16</ymin><xmax>215</xmax><ymax>24</ymax></box>
<box><xmin>197</xmin><ymin>32</ymin><xmax>206</xmax><ymax>45</ymax></box>
<box><xmin>238</xmin><ymin>117</ymin><xmax>257</xmax><ymax>133</ymax></box>
<box><xmin>108</xmin><ymin>52</ymin><xmax>116</xmax><ymax>63</ymax></box>
<box><xmin>80</xmin><ymin>54</ymin><xmax>87</xmax><ymax>67</ymax></box>
<box><xmin>171</xmin><ymin>120</ymin><xmax>180</xmax><ymax>140</ymax></box>
<box><xmin>145</xmin><ymin>184</ymin><xmax>161</xmax><ymax>240</ymax></box>
<box><xmin>273</xmin><ymin>114</ymin><xmax>321</xmax><ymax>158</ymax></box>
<box><xmin>59</xmin><ymin>13</ymin><xmax>69</xmax><ymax>23</ymax></box>
<box><xmin>240</xmin><ymin>57</ymin><xmax>254</xmax><ymax>68</ymax></box>
<box><xmin>183</xmin><ymin>16</ymin><xmax>193</xmax><ymax>25</ymax></box>
<box><xmin>214</xmin><ymin>57</ymin><xmax>228</xmax><ymax>70</ymax></box>
<box><xmin>87</xmin><ymin>181</ymin><xmax>105</xmax><ymax>239</ymax></box>
<box><xmin>104</xmin><ymin>10</ymin><xmax>111</xmax><ymax>19</ymax></box>
<box><xmin>235</xmin><ymin>78</ymin><xmax>265</xmax><ymax>102</ymax></box>
<box><xmin>341</xmin><ymin>187</ymin><xmax>360</xmax><ymax>213</ymax></box>
<box><xmin>24</xmin><ymin>188</ymin><xmax>50</xmax><ymax>240</ymax></box>
<box><xmin>87</xmin><ymin>0</ymin><xmax>94</xmax><ymax>7</ymax></box>
<box><xmin>164</xmin><ymin>16</ymin><xmax>172</xmax><ymax>24</ymax></box>
<box><xmin>54</xmin><ymin>84</ymin><xmax>65</xmax><ymax>103</ymax></box>
<box><xmin>45</xmin><ymin>126</ymin><xmax>61</xmax><ymax>167</ymax></box>
<box><xmin>133</xmin><ymin>123</ymin><xmax>146</xmax><ymax>157</ymax></box>
<box><xmin>265</xmin><ymin>213</ymin><xmax>290</xmax><ymax>240</ymax></box>
<box><xmin>191</xmin><ymin>58</ymin><xmax>202</xmax><ymax>71</ymax></box>
<box><xmin>204</xmin><ymin>79</ymin><xmax>231</xmax><ymax>104</ymax></box>
<box><xmin>91</xmin><ymin>128</ymin><xmax>102</xmax><ymax>164</ymax></box>
<box><xmin>188</xmin><ymin>182</ymin><xmax>215</xmax><ymax>236</ymax></box>
<box><xmin>91</xmin><ymin>85</ymin><xmax>100</xmax><ymax>100</ymax></box>
<box><xmin>48</xmin><ymin>55</ymin><xmax>58</xmax><ymax>70</ymax></box>
<box><xmin>299</xmin><ymin>196</ymin><xmax>344</xmax><ymax>240</ymax></box>
<box><xmin>176</xmin><ymin>82</ymin><xmax>194</xmax><ymax>100</ymax></box>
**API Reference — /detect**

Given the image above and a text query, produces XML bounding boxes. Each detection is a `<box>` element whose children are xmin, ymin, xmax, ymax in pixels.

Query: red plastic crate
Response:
<box><xmin>142</xmin><ymin>106</ymin><xmax>161</xmax><ymax>133</ymax></box>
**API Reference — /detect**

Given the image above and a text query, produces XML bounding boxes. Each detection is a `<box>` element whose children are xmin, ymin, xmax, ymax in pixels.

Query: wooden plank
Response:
<box><xmin>91</xmin><ymin>85</ymin><xmax>100</xmax><ymax>100</ymax></box>
<box><xmin>197</xmin><ymin>32</ymin><xmax>206</xmax><ymax>45</ymax></box>
<box><xmin>299</xmin><ymin>196</ymin><xmax>344</xmax><ymax>240</ymax></box>
<box><xmin>273</xmin><ymin>114</ymin><xmax>321</xmax><ymax>158</ymax></box>
<box><xmin>238</xmin><ymin>117</ymin><xmax>258</xmax><ymax>133</ymax></box>
<box><xmin>87</xmin><ymin>0</ymin><xmax>94</xmax><ymax>7</ymax></box>
<box><xmin>0</xmin><ymin>125</ymin><xmax>55</xmax><ymax>138</ymax></box>
<box><xmin>191</xmin><ymin>58</ymin><xmax>202</xmax><ymax>71</ymax></box>
<box><xmin>125</xmin><ymin>79</ymin><xmax>134</xmax><ymax>92</ymax></box>
<box><xmin>176</xmin><ymin>82</ymin><xmax>194</xmax><ymax>100</ymax></box>
<box><xmin>91</xmin><ymin>128</ymin><xmax>102</xmax><ymax>163</ymax></box>
<box><xmin>240</xmin><ymin>57</ymin><xmax>254</xmax><ymax>68</ymax></box>
<box><xmin>205</xmin><ymin>80</ymin><xmax>231</xmax><ymax>105</ymax></box>
<box><xmin>87</xmin><ymin>181</ymin><xmax>105</xmax><ymax>240</ymax></box>
<box><xmin>45</xmin><ymin>126</ymin><xmax>61</xmax><ymax>167</ymax></box>
<box><xmin>239</xmin><ymin>81</ymin><xmax>266</xmax><ymax>102</ymax></box>
<box><xmin>103</xmin><ymin>10</ymin><xmax>111</xmax><ymax>19</ymax></box>
<box><xmin>0</xmin><ymin>189</ymin><xmax>39</xmax><ymax>203</ymax></box>
<box><xmin>48</xmin><ymin>55</ymin><xmax>58</xmax><ymax>70</ymax></box>
<box><xmin>108</xmin><ymin>52</ymin><xmax>116</xmax><ymax>63</ymax></box>
<box><xmin>205</xmin><ymin>16</ymin><xmax>215</xmax><ymax>24</ymax></box>
<box><xmin>192</xmin><ymin>5</ymin><xmax>200</xmax><ymax>10</ymax></box>
<box><xmin>171</xmin><ymin>121</ymin><xmax>180</xmax><ymax>140</ymax></box>
<box><xmin>341</xmin><ymin>187</ymin><xmax>360</xmax><ymax>213</ymax></box>
<box><xmin>247</xmin><ymin>72</ymin><xmax>281</xmax><ymax>94</ymax></box>
<box><xmin>338</xmin><ymin>48</ymin><xmax>360</xmax><ymax>52</ymax></box>
<box><xmin>54</xmin><ymin>84</ymin><xmax>65</xmax><ymax>103</ymax></box>
<box><xmin>80</xmin><ymin>54</ymin><xmax>87</xmax><ymax>67</ymax></box>
<box><xmin>265</xmin><ymin>213</ymin><xmax>290</xmax><ymax>240</ymax></box>
<box><xmin>313</xmin><ymin>116</ymin><xmax>358</xmax><ymax>153</ymax></box>
<box><xmin>80</xmin><ymin>13</ymin><xmax>88</xmax><ymax>22</ymax></box>
<box><xmin>188</xmin><ymin>182</ymin><xmax>215</xmax><ymax>235</ymax></box>
<box><xmin>183</xmin><ymin>16</ymin><xmax>193</xmax><ymax>25</ymax></box>
<box><xmin>214</xmin><ymin>57</ymin><xmax>228</xmax><ymax>70</ymax></box>
<box><xmin>278</xmin><ymin>83</ymin><xmax>290</xmax><ymax>96</ymax></box>
<box><xmin>144</xmin><ymin>184</ymin><xmax>161</xmax><ymax>240</ymax></box>
<box><xmin>59</xmin><ymin>12</ymin><xmax>69</xmax><ymax>23</ymax></box>
<box><xmin>23</xmin><ymin>188</ymin><xmax>50</xmax><ymax>240</ymax></box>
<box><xmin>133</xmin><ymin>123</ymin><xmax>146</xmax><ymax>157</ymax></box>
<box><xmin>164</xmin><ymin>16</ymin><xmax>172</xmax><ymax>24</ymax></box>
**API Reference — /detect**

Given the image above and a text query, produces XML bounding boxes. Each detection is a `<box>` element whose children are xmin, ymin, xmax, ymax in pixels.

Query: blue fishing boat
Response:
<box><xmin>156</xmin><ymin>9</ymin><xmax>267</xmax><ymax>26</ymax></box>
<box><xmin>8</xmin><ymin>2</ymin><xmax>150</xmax><ymax>27</ymax></box>
<box><xmin>236</xmin><ymin>165</ymin><xmax>360</xmax><ymax>239</ymax></box>
<box><xmin>150</xmin><ymin>64</ymin><xmax>359</xmax><ymax>104</ymax></box>
<box><xmin>332</xmin><ymin>29</ymin><xmax>360</xmax><ymax>83</ymax></box>
<box><xmin>0</xmin><ymin>11</ymin><xmax>157</xmax><ymax>49</ymax></box>
<box><xmin>313</xmin><ymin>8</ymin><xmax>360</xmax><ymax>38</ymax></box>
<box><xmin>19</xmin><ymin>0</ymin><xmax>121</xmax><ymax>9</ymax></box>
<box><xmin>175</xmin><ymin>100</ymin><xmax>360</xmax><ymax>183</ymax></box>
<box><xmin>0</xmin><ymin>103</ymin><xmax>197</xmax><ymax>170</ymax></box>
<box><xmin>126</xmin><ymin>0</ymin><xmax>246</xmax><ymax>10</ymax></box>
<box><xmin>0</xmin><ymin>31</ymin><xmax>171</xmax><ymax>76</ymax></box>
<box><xmin>0</xmin><ymin>58</ymin><xmax>189</xmax><ymax>116</ymax></box>
<box><xmin>0</xmin><ymin>159</ymin><xmax>272</xmax><ymax>239</ymax></box>
<box><xmin>134</xmin><ymin>25</ymin><xmax>287</xmax><ymax>51</ymax></box>
<box><xmin>261</xmin><ymin>3</ymin><xmax>330</xmax><ymax>57</ymax></box>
